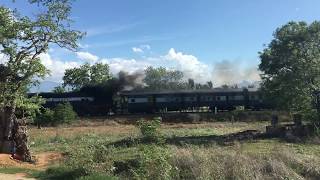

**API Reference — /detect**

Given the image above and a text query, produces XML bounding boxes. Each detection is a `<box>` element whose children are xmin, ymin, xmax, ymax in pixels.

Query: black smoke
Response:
<box><xmin>79</xmin><ymin>71</ymin><xmax>144</xmax><ymax>109</ymax></box>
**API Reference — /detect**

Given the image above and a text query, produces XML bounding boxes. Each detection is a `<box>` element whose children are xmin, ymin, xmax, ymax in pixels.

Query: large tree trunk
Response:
<box><xmin>0</xmin><ymin>107</ymin><xmax>15</xmax><ymax>153</ymax></box>
<box><xmin>0</xmin><ymin>106</ymin><xmax>32</xmax><ymax>162</ymax></box>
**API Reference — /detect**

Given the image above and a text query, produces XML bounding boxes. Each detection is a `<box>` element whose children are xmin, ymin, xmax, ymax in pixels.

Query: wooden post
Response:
<box><xmin>293</xmin><ymin>114</ymin><xmax>302</xmax><ymax>126</ymax></box>
<box><xmin>0</xmin><ymin>109</ymin><xmax>4</xmax><ymax>152</ymax></box>
<box><xmin>271</xmin><ymin>114</ymin><xmax>279</xmax><ymax>127</ymax></box>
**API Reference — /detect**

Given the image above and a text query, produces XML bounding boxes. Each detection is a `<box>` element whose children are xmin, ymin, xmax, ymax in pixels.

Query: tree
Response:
<box><xmin>34</xmin><ymin>108</ymin><xmax>54</xmax><ymax>129</ymax></box>
<box><xmin>0</xmin><ymin>0</ymin><xmax>83</xmax><ymax>161</ymax></box>
<box><xmin>63</xmin><ymin>63</ymin><xmax>112</xmax><ymax>90</ymax></box>
<box><xmin>143</xmin><ymin>66</ymin><xmax>185</xmax><ymax>90</ymax></box>
<box><xmin>52</xmin><ymin>86</ymin><xmax>65</xmax><ymax>93</ymax></box>
<box><xmin>207</xmin><ymin>81</ymin><xmax>213</xmax><ymax>89</ymax></box>
<box><xmin>53</xmin><ymin>102</ymin><xmax>77</xmax><ymax>125</ymax></box>
<box><xmin>259</xmin><ymin>21</ymin><xmax>320</xmax><ymax>122</ymax></box>
<box><xmin>188</xmin><ymin>78</ymin><xmax>195</xmax><ymax>89</ymax></box>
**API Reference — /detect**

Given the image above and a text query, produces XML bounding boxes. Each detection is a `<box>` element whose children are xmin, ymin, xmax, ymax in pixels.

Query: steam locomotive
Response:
<box><xmin>33</xmin><ymin>88</ymin><xmax>269</xmax><ymax>115</ymax></box>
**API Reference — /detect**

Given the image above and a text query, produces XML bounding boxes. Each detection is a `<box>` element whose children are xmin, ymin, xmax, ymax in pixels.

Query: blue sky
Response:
<box><xmin>2</xmin><ymin>0</ymin><xmax>320</xmax><ymax>85</ymax></box>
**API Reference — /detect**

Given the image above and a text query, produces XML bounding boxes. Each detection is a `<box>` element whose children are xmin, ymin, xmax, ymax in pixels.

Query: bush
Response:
<box><xmin>132</xmin><ymin>145</ymin><xmax>173</xmax><ymax>180</ymax></box>
<box><xmin>65</xmin><ymin>140</ymin><xmax>115</xmax><ymax>176</ymax></box>
<box><xmin>36</xmin><ymin>166</ymin><xmax>118</xmax><ymax>180</ymax></box>
<box><xmin>34</xmin><ymin>108</ymin><xmax>54</xmax><ymax>127</ymax></box>
<box><xmin>35</xmin><ymin>102</ymin><xmax>77</xmax><ymax>126</ymax></box>
<box><xmin>137</xmin><ymin>117</ymin><xmax>162</xmax><ymax>143</ymax></box>
<box><xmin>36</xmin><ymin>166</ymin><xmax>84</xmax><ymax>180</ymax></box>
<box><xmin>53</xmin><ymin>102</ymin><xmax>77</xmax><ymax>125</ymax></box>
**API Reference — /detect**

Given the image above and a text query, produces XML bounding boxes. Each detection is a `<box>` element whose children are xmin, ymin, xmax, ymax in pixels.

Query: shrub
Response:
<box><xmin>137</xmin><ymin>117</ymin><xmax>162</xmax><ymax>143</ymax></box>
<box><xmin>53</xmin><ymin>102</ymin><xmax>77</xmax><ymax>125</ymax></box>
<box><xmin>36</xmin><ymin>166</ymin><xmax>84</xmax><ymax>180</ymax></box>
<box><xmin>34</xmin><ymin>108</ymin><xmax>54</xmax><ymax>127</ymax></box>
<box><xmin>79</xmin><ymin>173</ymin><xmax>118</xmax><ymax>180</ymax></box>
<box><xmin>35</xmin><ymin>103</ymin><xmax>77</xmax><ymax>126</ymax></box>
<box><xmin>65</xmin><ymin>140</ymin><xmax>115</xmax><ymax>176</ymax></box>
<box><xmin>36</xmin><ymin>166</ymin><xmax>118</xmax><ymax>180</ymax></box>
<box><xmin>132</xmin><ymin>145</ymin><xmax>173</xmax><ymax>180</ymax></box>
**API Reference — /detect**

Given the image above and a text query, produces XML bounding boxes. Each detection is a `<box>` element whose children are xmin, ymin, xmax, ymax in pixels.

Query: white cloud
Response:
<box><xmin>38</xmin><ymin>48</ymin><xmax>260</xmax><ymax>87</ymax></box>
<box><xmin>164</xmin><ymin>48</ymin><xmax>260</xmax><ymax>86</ymax></box>
<box><xmin>164</xmin><ymin>48</ymin><xmax>211</xmax><ymax>83</ymax></box>
<box><xmin>140</xmin><ymin>44</ymin><xmax>151</xmax><ymax>50</ymax></box>
<box><xmin>78</xmin><ymin>43</ymin><xmax>90</xmax><ymax>49</ymax></box>
<box><xmin>39</xmin><ymin>53</ymin><xmax>80</xmax><ymax>82</ymax></box>
<box><xmin>132</xmin><ymin>47</ymin><xmax>143</xmax><ymax>53</ymax></box>
<box><xmin>0</xmin><ymin>53</ymin><xmax>8</xmax><ymax>64</ymax></box>
<box><xmin>76</xmin><ymin>51</ymin><xmax>99</xmax><ymax>63</ymax></box>
<box><xmin>132</xmin><ymin>44</ymin><xmax>152</xmax><ymax>53</ymax></box>
<box><xmin>101</xmin><ymin>58</ymin><xmax>150</xmax><ymax>74</ymax></box>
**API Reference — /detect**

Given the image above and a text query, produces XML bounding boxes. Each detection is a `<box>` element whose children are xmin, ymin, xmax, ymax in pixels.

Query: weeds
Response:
<box><xmin>137</xmin><ymin>117</ymin><xmax>164</xmax><ymax>143</ymax></box>
<box><xmin>132</xmin><ymin>145</ymin><xmax>173</xmax><ymax>180</ymax></box>
<box><xmin>5</xmin><ymin>120</ymin><xmax>320</xmax><ymax>179</ymax></box>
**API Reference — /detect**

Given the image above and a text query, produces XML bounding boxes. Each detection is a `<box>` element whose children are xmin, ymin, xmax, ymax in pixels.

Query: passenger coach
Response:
<box><xmin>120</xmin><ymin>88</ymin><xmax>267</xmax><ymax>113</ymax></box>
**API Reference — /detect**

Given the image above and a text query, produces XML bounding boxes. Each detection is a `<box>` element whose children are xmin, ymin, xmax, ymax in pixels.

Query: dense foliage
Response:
<box><xmin>63</xmin><ymin>63</ymin><xmax>112</xmax><ymax>90</ymax></box>
<box><xmin>34</xmin><ymin>108</ymin><xmax>54</xmax><ymax>127</ymax></box>
<box><xmin>53</xmin><ymin>102</ymin><xmax>77</xmax><ymax>125</ymax></box>
<box><xmin>259</xmin><ymin>21</ymin><xmax>320</xmax><ymax>121</ymax></box>
<box><xmin>0</xmin><ymin>0</ymin><xmax>83</xmax><ymax>158</ymax></box>
<box><xmin>0</xmin><ymin>0</ymin><xmax>83</xmax><ymax>108</ymax></box>
<box><xmin>143</xmin><ymin>66</ymin><xmax>185</xmax><ymax>90</ymax></box>
<box><xmin>137</xmin><ymin>117</ymin><xmax>162</xmax><ymax>143</ymax></box>
<box><xmin>35</xmin><ymin>102</ymin><xmax>77</xmax><ymax>127</ymax></box>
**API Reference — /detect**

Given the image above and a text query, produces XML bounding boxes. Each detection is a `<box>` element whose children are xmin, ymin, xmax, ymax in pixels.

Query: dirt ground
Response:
<box><xmin>0</xmin><ymin>152</ymin><xmax>62</xmax><ymax>170</ymax></box>
<box><xmin>0</xmin><ymin>173</ymin><xmax>35</xmax><ymax>180</ymax></box>
<box><xmin>0</xmin><ymin>152</ymin><xmax>62</xmax><ymax>179</ymax></box>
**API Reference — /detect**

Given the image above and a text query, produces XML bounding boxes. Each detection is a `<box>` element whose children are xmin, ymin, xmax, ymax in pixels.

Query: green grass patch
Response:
<box><xmin>0</xmin><ymin>167</ymin><xmax>41</xmax><ymax>178</ymax></box>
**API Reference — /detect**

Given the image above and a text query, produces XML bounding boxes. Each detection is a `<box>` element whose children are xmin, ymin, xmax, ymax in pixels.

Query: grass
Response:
<box><xmin>2</xmin><ymin>118</ymin><xmax>320</xmax><ymax>179</ymax></box>
<box><xmin>0</xmin><ymin>167</ymin><xmax>41</xmax><ymax>177</ymax></box>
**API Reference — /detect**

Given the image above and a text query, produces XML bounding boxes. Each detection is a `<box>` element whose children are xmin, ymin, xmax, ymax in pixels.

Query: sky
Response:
<box><xmin>2</xmin><ymin>0</ymin><xmax>320</xmax><ymax>86</ymax></box>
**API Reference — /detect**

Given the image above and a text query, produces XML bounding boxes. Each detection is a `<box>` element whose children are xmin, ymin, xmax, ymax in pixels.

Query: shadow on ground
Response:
<box><xmin>166</xmin><ymin>130</ymin><xmax>267</xmax><ymax>146</ymax></box>
<box><xmin>109</xmin><ymin>130</ymin><xmax>269</xmax><ymax>147</ymax></box>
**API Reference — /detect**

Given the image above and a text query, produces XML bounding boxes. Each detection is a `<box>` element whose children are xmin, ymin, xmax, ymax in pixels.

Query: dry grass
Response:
<box><xmin>29</xmin><ymin>121</ymin><xmax>268</xmax><ymax>141</ymax></box>
<box><xmin>29</xmin><ymin>123</ymin><xmax>138</xmax><ymax>139</ymax></box>
<box><xmin>171</xmin><ymin>145</ymin><xmax>320</xmax><ymax>180</ymax></box>
<box><xmin>4</xmin><ymin>119</ymin><xmax>319</xmax><ymax>179</ymax></box>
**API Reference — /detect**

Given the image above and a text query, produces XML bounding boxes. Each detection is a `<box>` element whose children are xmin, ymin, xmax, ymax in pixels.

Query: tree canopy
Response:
<box><xmin>259</xmin><ymin>21</ymin><xmax>320</xmax><ymax>121</ymax></box>
<box><xmin>0</xmin><ymin>0</ymin><xmax>83</xmax><ymax>108</ymax></box>
<box><xmin>143</xmin><ymin>66</ymin><xmax>186</xmax><ymax>90</ymax></box>
<box><xmin>0</xmin><ymin>0</ymin><xmax>83</xmax><ymax>161</ymax></box>
<box><xmin>63</xmin><ymin>63</ymin><xmax>112</xmax><ymax>90</ymax></box>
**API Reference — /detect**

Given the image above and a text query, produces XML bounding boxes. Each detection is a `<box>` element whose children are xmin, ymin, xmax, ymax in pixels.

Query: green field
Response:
<box><xmin>1</xmin><ymin>119</ymin><xmax>319</xmax><ymax>180</ymax></box>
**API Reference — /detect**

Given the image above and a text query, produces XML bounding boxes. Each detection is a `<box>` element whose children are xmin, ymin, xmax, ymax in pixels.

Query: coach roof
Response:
<box><xmin>119</xmin><ymin>88</ymin><xmax>259</xmax><ymax>96</ymax></box>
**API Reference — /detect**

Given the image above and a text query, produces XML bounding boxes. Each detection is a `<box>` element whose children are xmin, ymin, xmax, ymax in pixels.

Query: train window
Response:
<box><xmin>249</xmin><ymin>95</ymin><xmax>259</xmax><ymax>100</ymax></box>
<box><xmin>130</xmin><ymin>99</ymin><xmax>135</xmax><ymax>103</ymax></box>
<box><xmin>233</xmin><ymin>95</ymin><xmax>244</xmax><ymax>101</ymax></box>
<box><xmin>216</xmin><ymin>96</ymin><xmax>226</xmax><ymax>101</ymax></box>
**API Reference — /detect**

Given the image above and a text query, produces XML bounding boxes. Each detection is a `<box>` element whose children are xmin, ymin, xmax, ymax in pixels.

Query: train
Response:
<box><xmin>31</xmin><ymin>87</ymin><xmax>270</xmax><ymax>115</ymax></box>
<box><xmin>119</xmin><ymin>88</ymin><xmax>269</xmax><ymax>113</ymax></box>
